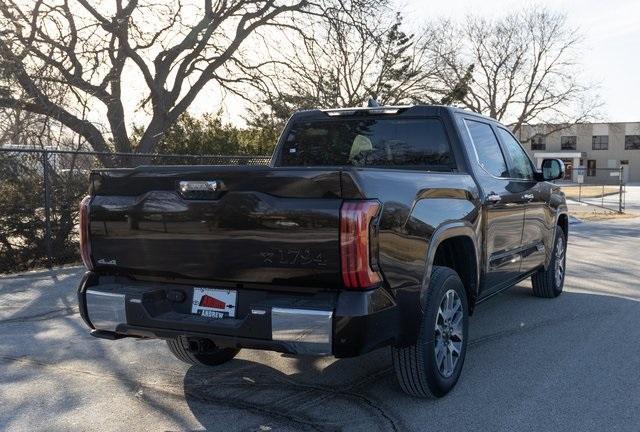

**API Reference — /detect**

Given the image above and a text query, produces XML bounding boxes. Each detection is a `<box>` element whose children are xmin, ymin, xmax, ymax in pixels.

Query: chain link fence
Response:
<box><xmin>559</xmin><ymin>166</ymin><xmax>626</xmax><ymax>213</ymax></box>
<box><xmin>0</xmin><ymin>147</ymin><xmax>270</xmax><ymax>274</ymax></box>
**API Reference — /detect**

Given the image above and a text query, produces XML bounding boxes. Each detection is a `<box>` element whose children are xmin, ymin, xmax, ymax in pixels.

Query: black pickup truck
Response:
<box><xmin>77</xmin><ymin>105</ymin><xmax>568</xmax><ymax>398</ymax></box>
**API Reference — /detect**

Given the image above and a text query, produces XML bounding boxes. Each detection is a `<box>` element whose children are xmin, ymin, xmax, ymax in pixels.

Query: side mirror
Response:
<box><xmin>541</xmin><ymin>159</ymin><xmax>564</xmax><ymax>181</ymax></box>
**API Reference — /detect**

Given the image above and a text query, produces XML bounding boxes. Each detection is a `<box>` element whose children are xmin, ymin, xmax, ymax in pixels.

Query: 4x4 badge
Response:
<box><xmin>178</xmin><ymin>180</ymin><xmax>218</xmax><ymax>193</ymax></box>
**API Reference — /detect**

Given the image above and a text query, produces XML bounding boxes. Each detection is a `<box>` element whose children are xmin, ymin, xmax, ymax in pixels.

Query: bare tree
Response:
<box><xmin>431</xmin><ymin>8</ymin><xmax>601</xmax><ymax>134</ymax></box>
<box><xmin>0</xmin><ymin>57</ymin><xmax>72</xmax><ymax>148</ymax></box>
<box><xmin>0</xmin><ymin>0</ymin><xmax>372</xmax><ymax>164</ymax></box>
<box><xmin>245</xmin><ymin>8</ymin><xmax>461</xmax><ymax>125</ymax></box>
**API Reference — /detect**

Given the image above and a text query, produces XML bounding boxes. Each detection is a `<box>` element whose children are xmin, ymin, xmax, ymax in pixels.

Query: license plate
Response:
<box><xmin>191</xmin><ymin>287</ymin><xmax>237</xmax><ymax>319</ymax></box>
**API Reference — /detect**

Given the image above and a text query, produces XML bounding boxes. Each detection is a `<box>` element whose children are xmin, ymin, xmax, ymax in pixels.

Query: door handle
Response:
<box><xmin>522</xmin><ymin>193</ymin><xmax>534</xmax><ymax>201</ymax></box>
<box><xmin>486</xmin><ymin>194</ymin><xmax>501</xmax><ymax>203</ymax></box>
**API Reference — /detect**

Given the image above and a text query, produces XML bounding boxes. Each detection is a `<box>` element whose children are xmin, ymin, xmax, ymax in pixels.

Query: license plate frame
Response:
<box><xmin>191</xmin><ymin>287</ymin><xmax>237</xmax><ymax>319</ymax></box>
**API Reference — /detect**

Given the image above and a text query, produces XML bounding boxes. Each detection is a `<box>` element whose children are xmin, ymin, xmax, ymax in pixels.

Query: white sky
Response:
<box><xmin>397</xmin><ymin>0</ymin><xmax>640</xmax><ymax>123</ymax></box>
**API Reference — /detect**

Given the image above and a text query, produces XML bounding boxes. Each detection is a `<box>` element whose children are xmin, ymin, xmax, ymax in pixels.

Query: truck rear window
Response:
<box><xmin>279</xmin><ymin>118</ymin><xmax>453</xmax><ymax>170</ymax></box>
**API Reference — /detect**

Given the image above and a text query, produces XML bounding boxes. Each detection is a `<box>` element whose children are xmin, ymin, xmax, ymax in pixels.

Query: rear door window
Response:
<box><xmin>279</xmin><ymin>118</ymin><xmax>453</xmax><ymax>170</ymax></box>
<box><xmin>465</xmin><ymin>119</ymin><xmax>509</xmax><ymax>178</ymax></box>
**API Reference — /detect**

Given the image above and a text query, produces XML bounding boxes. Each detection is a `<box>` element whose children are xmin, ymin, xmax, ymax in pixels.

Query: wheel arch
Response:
<box><xmin>421</xmin><ymin>222</ymin><xmax>480</xmax><ymax>315</ymax></box>
<box><xmin>556</xmin><ymin>212</ymin><xmax>569</xmax><ymax>237</ymax></box>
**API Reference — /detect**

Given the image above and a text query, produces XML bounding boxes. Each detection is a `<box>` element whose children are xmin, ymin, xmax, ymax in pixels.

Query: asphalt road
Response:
<box><xmin>1</xmin><ymin>218</ymin><xmax>640</xmax><ymax>432</ymax></box>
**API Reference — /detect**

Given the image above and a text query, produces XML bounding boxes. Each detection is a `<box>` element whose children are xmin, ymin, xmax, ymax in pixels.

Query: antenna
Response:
<box><xmin>367</xmin><ymin>98</ymin><xmax>380</xmax><ymax>108</ymax></box>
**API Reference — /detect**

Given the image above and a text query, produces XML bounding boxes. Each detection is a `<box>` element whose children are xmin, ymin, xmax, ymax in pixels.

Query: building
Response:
<box><xmin>518</xmin><ymin>122</ymin><xmax>640</xmax><ymax>184</ymax></box>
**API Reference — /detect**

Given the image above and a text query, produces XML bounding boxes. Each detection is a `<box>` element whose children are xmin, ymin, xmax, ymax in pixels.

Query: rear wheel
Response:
<box><xmin>166</xmin><ymin>336</ymin><xmax>240</xmax><ymax>366</ymax></box>
<box><xmin>531</xmin><ymin>227</ymin><xmax>567</xmax><ymax>298</ymax></box>
<box><xmin>392</xmin><ymin>266</ymin><xmax>469</xmax><ymax>398</ymax></box>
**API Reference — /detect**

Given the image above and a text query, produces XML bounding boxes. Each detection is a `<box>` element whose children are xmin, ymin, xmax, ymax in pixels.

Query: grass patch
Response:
<box><xmin>570</xmin><ymin>210</ymin><xmax>638</xmax><ymax>221</ymax></box>
<box><xmin>561</xmin><ymin>185</ymin><xmax>620</xmax><ymax>200</ymax></box>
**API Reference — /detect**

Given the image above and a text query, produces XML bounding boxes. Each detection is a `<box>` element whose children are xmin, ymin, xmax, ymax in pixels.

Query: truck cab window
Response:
<box><xmin>465</xmin><ymin>119</ymin><xmax>509</xmax><ymax>177</ymax></box>
<box><xmin>496</xmin><ymin>128</ymin><xmax>535</xmax><ymax>180</ymax></box>
<box><xmin>280</xmin><ymin>118</ymin><xmax>453</xmax><ymax>170</ymax></box>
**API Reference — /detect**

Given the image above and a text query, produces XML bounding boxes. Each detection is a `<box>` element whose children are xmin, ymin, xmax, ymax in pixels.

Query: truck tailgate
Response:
<box><xmin>88</xmin><ymin>166</ymin><xmax>346</xmax><ymax>288</ymax></box>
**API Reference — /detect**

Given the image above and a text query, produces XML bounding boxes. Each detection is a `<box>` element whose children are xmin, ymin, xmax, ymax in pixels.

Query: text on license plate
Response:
<box><xmin>191</xmin><ymin>287</ymin><xmax>237</xmax><ymax>318</ymax></box>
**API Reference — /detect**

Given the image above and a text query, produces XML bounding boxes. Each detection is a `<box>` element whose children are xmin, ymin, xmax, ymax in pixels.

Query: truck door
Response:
<box><xmin>463</xmin><ymin>119</ymin><xmax>526</xmax><ymax>295</ymax></box>
<box><xmin>495</xmin><ymin>127</ymin><xmax>547</xmax><ymax>273</ymax></box>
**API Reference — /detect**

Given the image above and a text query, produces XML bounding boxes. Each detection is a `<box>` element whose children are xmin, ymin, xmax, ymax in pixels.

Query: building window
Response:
<box><xmin>625</xmin><ymin>135</ymin><xmax>640</xmax><ymax>150</ymax></box>
<box><xmin>587</xmin><ymin>160</ymin><xmax>596</xmax><ymax>176</ymax></box>
<box><xmin>561</xmin><ymin>136</ymin><xmax>577</xmax><ymax>150</ymax></box>
<box><xmin>530</xmin><ymin>135</ymin><xmax>545</xmax><ymax>150</ymax></box>
<box><xmin>592</xmin><ymin>135</ymin><xmax>609</xmax><ymax>150</ymax></box>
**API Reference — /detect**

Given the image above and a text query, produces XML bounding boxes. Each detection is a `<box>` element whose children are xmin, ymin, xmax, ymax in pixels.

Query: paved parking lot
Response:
<box><xmin>1</xmin><ymin>218</ymin><xmax>640</xmax><ymax>432</ymax></box>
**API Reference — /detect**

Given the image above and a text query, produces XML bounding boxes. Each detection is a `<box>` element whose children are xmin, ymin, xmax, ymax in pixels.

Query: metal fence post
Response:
<box><xmin>619</xmin><ymin>166</ymin><xmax>624</xmax><ymax>214</ymax></box>
<box><xmin>578</xmin><ymin>183</ymin><xmax>582</xmax><ymax>202</ymax></box>
<box><xmin>42</xmin><ymin>150</ymin><xmax>53</xmax><ymax>268</ymax></box>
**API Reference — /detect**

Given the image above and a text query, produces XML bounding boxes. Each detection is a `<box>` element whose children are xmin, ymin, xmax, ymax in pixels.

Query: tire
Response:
<box><xmin>166</xmin><ymin>336</ymin><xmax>240</xmax><ymax>366</ymax></box>
<box><xmin>531</xmin><ymin>226</ymin><xmax>567</xmax><ymax>298</ymax></box>
<box><xmin>392</xmin><ymin>266</ymin><xmax>469</xmax><ymax>398</ymax></box>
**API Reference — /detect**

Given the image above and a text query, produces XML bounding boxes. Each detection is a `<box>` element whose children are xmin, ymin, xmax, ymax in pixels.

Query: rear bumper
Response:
<box><xmin>77</xmin><ymin>272</ymin><xmax>399</xmax><ymax>358</ymax></box>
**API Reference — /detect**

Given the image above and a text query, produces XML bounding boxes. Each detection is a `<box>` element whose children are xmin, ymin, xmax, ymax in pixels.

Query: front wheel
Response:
<box><xmin>392</xmin><ymin>266</ymin><xmax>469</xmax><ymax>398</ymax></box>
<box><xmin>531</xmin><ymin>227</ymin><xmax>567</xmax><ymax>298</ymax></box>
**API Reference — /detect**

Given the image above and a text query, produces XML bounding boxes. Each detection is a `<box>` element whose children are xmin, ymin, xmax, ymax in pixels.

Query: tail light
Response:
<box><xmin>79</xmin><ymin>195</ymin><xmax>94</xmax><ymax>270</ymax></box>
<box><xmin>340</xmin><ymin>200</ymin><xmax>382</xmax><ymax>289</ymax></box>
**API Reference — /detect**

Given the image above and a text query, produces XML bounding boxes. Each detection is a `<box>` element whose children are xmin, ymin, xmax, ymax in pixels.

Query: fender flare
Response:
<box><xmin>419</xmin><ymin>221</ymin><xmax>481</xmax><ymax>312</ymax></box>
<box><xmin>553</xmin><ymin>210</ymin><xmax>569</xmax><ymax>236</ymax></box>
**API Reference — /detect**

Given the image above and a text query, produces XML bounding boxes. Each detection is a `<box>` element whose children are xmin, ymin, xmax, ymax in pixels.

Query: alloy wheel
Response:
<box><xmin>555</xmin><ymin>235</ymin><xmax>566</xmax><ymax>287</ymax></box>
<box><xmin>434</xmin><ymin>289</ymin><xmax>464</xmax><ymax>378</ymax></box>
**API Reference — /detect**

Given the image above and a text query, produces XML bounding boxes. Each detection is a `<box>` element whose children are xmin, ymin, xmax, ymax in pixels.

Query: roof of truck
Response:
<box><xmin>292</xmin><ymin>104</ymin><xmax>498</xmax><ymax>124</ymax></box>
